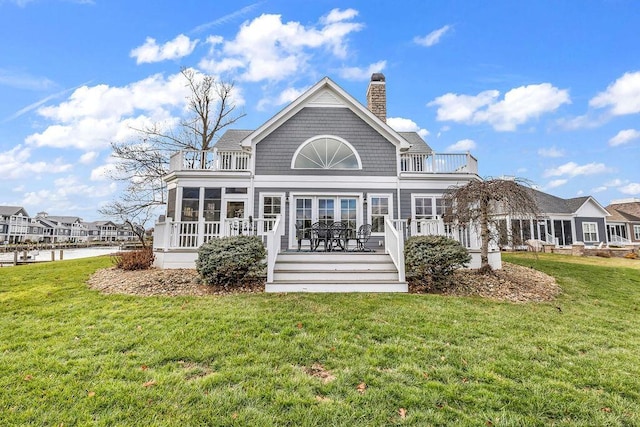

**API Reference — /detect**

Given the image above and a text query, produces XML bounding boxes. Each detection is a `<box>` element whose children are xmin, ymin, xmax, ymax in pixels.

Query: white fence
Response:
<box><xmin>169</xmin><ymin>149</ymin><xmax>251</xmax><ymax>172</ymax></box>
<box><xmin>400</xmin><ymin>152</ymin><xmax>478</xmax><ymax>174</ymax></box>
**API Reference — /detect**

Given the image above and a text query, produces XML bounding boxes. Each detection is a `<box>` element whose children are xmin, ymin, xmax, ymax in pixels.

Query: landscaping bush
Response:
<box><xmin>405</xmin><ymin>235</ymin><xmax>471</xmax><ymax>287</ymax></box>
<box><xmin>113</xmin><ymin>247</ymin><xmax>154</xmax><ymax>270</ymax></box>
<box><xmin>196</xmin><ymin>235</ymin><xmax>266</xmax><ymax>286</ymax></box>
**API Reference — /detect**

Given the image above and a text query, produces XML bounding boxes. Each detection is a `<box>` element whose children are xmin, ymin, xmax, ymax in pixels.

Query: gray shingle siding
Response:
<box><xmin>399</xmin><ymin>189</ymin><xmax>444</xmax><ymax>219</ymax></box>
<box><xmin>255</xmin><ymin>107</ymin><xmax>397</xmax><ymax>176</ymax></box>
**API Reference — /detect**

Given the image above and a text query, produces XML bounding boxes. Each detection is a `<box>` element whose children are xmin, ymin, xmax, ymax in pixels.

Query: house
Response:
<box><xmin>35</xmin><ymin>213</ymin><xmax>87</xmax><ymax>243</ymax></box>
<box><xmin>85</xmin><ymin>221</ymin><xmax>118</xmax><ymax>242</ymax></box>
<box><xmin>605</xmin><ymin>198</ymin><xmax>640</xmax><ymax>245</ymax></box>
<box><xmin>497</xmin><ymin>188</ymin><xmax>610</xmax><ymax>249</ymax></box>
<box><xmin>0</xmin><ymin>206</ymin><xmax>31</xmax><ymax>244</ymax></box>
<box><xmin>153</xmin><ymin>74</ymin><xmax>494</xmax><ymax>292</ymax></box>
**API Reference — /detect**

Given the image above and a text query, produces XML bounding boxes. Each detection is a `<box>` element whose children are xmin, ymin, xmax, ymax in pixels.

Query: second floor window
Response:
<box><xmin>292</xmin><ymin>136</ymin><xmax>361</xmax><ymax>170</ymax></box>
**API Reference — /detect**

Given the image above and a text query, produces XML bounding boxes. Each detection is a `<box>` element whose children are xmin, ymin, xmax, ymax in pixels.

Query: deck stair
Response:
<box><xmin>266</xmin><ymin>252</ymin><xmax>407</xmax><ymax>292</ymax></box>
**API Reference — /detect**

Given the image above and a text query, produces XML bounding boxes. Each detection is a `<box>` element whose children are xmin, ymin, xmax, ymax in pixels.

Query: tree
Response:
<box><xmin>101</xmin><ymin>68</ymin><xmax>245</xmax><ymax>230</ymax></box>
<box><xmin>442</xmin><ymin>178</ymin><xmax>539</xmax><ymax>273</ymax></box>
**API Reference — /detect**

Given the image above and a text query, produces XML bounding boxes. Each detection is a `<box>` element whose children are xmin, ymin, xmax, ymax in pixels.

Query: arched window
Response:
<box><xmin>291</xmin><ymin>135</ymin><xmax>362</xmax><ymax>170</ymax></box>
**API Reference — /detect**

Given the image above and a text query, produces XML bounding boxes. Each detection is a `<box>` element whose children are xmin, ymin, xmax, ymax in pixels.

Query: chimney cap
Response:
<box><xmin>370</xmin><ymin>73</ymin><xmax>385</xmax><ymax>82</ymax></box>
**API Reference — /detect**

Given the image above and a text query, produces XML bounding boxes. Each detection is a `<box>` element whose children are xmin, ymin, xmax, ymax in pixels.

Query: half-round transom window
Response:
<box><xmin>292</xmin><ymin>135</ymin><xmax>362</xmax><ymax>170</ymax></box>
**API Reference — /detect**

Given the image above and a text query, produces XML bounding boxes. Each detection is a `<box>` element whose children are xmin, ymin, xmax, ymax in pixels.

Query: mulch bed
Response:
<box><xmin>87</xmin><ymin>262</ymin><xmax>560</xmax><ymax>303</ymax></box>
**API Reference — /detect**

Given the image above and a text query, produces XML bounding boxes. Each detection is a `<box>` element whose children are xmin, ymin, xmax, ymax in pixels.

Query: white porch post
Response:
<box><xmin>197</xmin><ymin>215</ymin><xmax>205</xmax><ymax>247</ymax></box>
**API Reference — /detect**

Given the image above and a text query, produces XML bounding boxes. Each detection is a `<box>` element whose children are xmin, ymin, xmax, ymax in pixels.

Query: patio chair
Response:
<box><xmin>354</xmin><ymin>224</ymin><xmax>372</xmax><ymax>251</ymax></box>
<box><xmin>311</xmin><ymin>222</ymin><xmax>331</xmax><ymax>251</ymax></box>
<box><xmin>329</xmin><ymin>221</ymin><xmax>349</xmax><ymax>251</ymax></box>
<box><xmin>295</xmin><ymin>223</ymin><xmax>313</xmax><ymax>251</ymax></box>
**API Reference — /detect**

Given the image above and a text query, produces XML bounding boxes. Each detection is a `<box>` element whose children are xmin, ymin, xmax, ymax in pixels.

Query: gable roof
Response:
<box><xmin>238</xmin><ymin>77</ymin><xmax>412</xmax><ymax>151</ymax></box>
<box><xmin>607</xmin><ymin>201</ymin><xmax>640</xmax><ymax>218</ymax></box>
<box><xmin>398</xmin><ymin>132</ymin><xmax>432</xmax><ymax>153</ymax></box>
<box><xmin>606</xmin><ymin>207</ymin><xmax>640</xmax><ymax>222</ymax></box>
<box><xmin>44</xmin><ymin>215</ymin><xmax>83</xmax><ymax>224</ymax></box>
<box><xmin>527</xmin><ymin>189</ymin><xmax>607</xmax><ymax>216</ymax></box>
<box><xmin>215</xmin><ymin>129</ymin><xmax>253</xmax><ymax>150</ymax></box>
<box><xmin>0</xmin><ymin>205</ymin><xmax>29</xmax><ymax>217</ymax></box>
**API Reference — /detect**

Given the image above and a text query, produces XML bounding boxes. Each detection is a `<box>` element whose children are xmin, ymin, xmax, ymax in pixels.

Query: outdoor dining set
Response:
<box><xmin>295</xmin><ymin>222</ymin><xmax>372</xmax><ymax>252</ymax></box>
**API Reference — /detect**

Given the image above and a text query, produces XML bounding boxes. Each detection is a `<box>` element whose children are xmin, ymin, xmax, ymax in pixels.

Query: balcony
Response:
<box><xmin>169</xmin><ymin>149</ymin><xmax>251</xmax><ymax>172</ymax></box>
<box><xmin>400</xmin><ymin>152</ymin><xmax>478</xmax><ymax>174</ymax></box>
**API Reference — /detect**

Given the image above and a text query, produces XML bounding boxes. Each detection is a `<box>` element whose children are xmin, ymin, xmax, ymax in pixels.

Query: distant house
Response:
<box><xmin>35</xmin><ymin>213</ymin><xmax>87</xmax><ymax>243</ymax></box>
<box><xmin>0</xmin><ymin>206</ymin><xmax>30</xmax><ymax>244</ymax></box>
<box><xmin>498</xmin><ymin>188</ymin><xmax>609</xmax><ymax>248</ymax></box>
<box><xmin>85</xmin><ymin>221</ymin><xmax>118</xmax><ymax>242</ymax></box>
<box><xmin>605</xmin><ymin>198</ymin><xmax>640</xmax><ymax>245</ymax></box>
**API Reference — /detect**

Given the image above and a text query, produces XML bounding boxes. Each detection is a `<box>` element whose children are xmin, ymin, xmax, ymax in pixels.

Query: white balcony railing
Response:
<box><xmin>609</xmin><ymin>234</ymin><xmax>631</xmax><ymax>245</ymax></box>
<box><xmin>400</xmin><ymin>152</ymin><xmax>478</xmax><ymax>174</ymax></box>
<box><xmin>169</xmin><ymin>149</ymin><xmax>251</xmax><ymax>172</ymax></box>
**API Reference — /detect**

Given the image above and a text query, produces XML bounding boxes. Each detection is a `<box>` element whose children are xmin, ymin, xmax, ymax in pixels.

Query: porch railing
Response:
<box><xmin>609</xmin><ymin>234</ymin><xmax>631</xmax><ymax>245</ymax></box>
<box><xmin>266</xmin><ymin>215</ymin><xmax>284</xmax><ymax>283</ymax></box>
<box><xmin>384</xmin><ymin>216</ymin><xmax>405</xmax><ymax>282</ymax></box>
<box><xmin>169</xmin><ymin>149</ymin><xmax>251</xmax><ymax>172</ymax></box>
<box><xmin>400</xmin><ymin>152</ymin><xmax>478</xmax><ymax>174</ymax></box>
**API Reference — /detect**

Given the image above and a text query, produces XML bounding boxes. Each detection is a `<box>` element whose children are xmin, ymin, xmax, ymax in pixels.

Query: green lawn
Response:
<box><xmin>1</xmin><ymin>254</ymin><xmax>639</xmax><ymax>426</ymax></box>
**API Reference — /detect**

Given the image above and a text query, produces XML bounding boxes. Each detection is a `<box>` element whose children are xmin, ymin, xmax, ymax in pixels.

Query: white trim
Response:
<box><xmin>290</xmin><ymin>135</ymin><xmax>362</xmax><ymax>170</ymax></box>
<box><xmin>634</xmin><ymin>224</ymin><xmax>640</xmax><ymax>240</ymax></box>
<box><xmin>259</xmin><ymin>192</ymin><xmax>285</xmax><ymax>220</ymax></box>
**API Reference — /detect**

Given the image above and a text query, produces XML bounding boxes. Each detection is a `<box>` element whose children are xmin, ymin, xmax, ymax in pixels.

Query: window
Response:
<box><xmin>292</xmin><ymin>136</ymin><xmax>361</xmax><ymax>170</ymax></box>
<box><xmin>582</xmin><ymin>222</ymin><xmax>598</xmax><ymax>242</ymax></box>
<box><xmin>635</xmin><ymin>225</ymin><xmax>640</xmax><ymax>240</ymax></box>
<box><xmin>261</xmin><ymin>195</ymin><xmax>282</xmax><ymax>231</ymax></box>
<box><xmin>181</xmin><ymin>187</ymin><xmax>200</xmax><ymax>222</ymax></box>
<box><xmin>204</xmin><ymin>188</ymin><xmax>221</xmax><ymax>221</ymax></box>
<box><xmin>414</xmin><ymin>197</ymin><xmax>433</xmax><ymax>220</ymax></box>
<box><xmin>370</xmin><ymin>196</ymin><xmax>390</xmax><ymax>233</ymax></box>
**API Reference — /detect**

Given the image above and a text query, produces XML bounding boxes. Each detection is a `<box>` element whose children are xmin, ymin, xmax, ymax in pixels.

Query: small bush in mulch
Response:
<box><xmin>196</xmin><ymin>235</ymin><xmax>266</xmax><ymax>287</ymax></box>
<box><xmin>113</xmin><ymin>247</ymin><xmax>154</xmax><ymax>270</ymax></box>
<box><xmin>405</xmin><ymin>235</ymin><xmax>471</xmax><ymax>290</ymax></box>
<box><xmin>624</xmin><ymin>252</ymin><xmax>638</xmax><ymax>260</ymax></box>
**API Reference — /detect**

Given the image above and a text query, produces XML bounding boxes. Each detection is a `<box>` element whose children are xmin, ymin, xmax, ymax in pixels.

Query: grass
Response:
<box><xmin>1</xmin><ymin>254</ymin><xmax>639</xmax><ymax>426</ymax></box>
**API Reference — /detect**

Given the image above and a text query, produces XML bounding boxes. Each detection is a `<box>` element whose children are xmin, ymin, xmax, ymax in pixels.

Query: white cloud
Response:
<box><xmin>429</xmin><ymin>83</ymin><xmax>570</xmax><ymax>131</ymax></box>
<box><xmin>605</xmin><ymin>178</ymin><xmax>628</xmax><ymax>187</ymax></box>
<box><xmin>130</xmin><ymin>34</ymin><xmax>198</xmax><ymax>64</ymax></box>
<box><xmin>199</xmin><ymin>10</ymin><xmax>364</xmax><ymax>82</ymax></box>
<box><xmin>257</xmin><ymin>85</ymin><xmax>308</xmax><ymax>111</ymax></box>
<box><xmin>22</xmin><ymin>177</ymin><xmax>117</xmax><ymax>212</ymax></box>
<box><xmin>446</xmin><ymin>139</ymin><xmax>476</xmax><ymax>152</ymax></box>
<box><xmin>322</xmin><ymin>8</ymin><xmax>358</xmax><ymax>24</ymax></box>
<box><xmin>387</xmin><ymin>117</ymin><xmax>429</xmax><ymax>139</ymax></box>
<box><xmin>25</xmin><ymin>72</ymin><xmax>191</xmax><ymax>150</ymax></box>
<box><xmin>619</xmin><ymin>183</ymin><xmax>640</xmax><ymax>195</ymax></box>
<box><xmin>543</xmin><ymin>161</ymin><xmax>612</xmax><ymax>178</ymax></box>
<box><xmin>0</xmin><ymin>68</ymin><xmax>56</xmax><ymax>90</ymax></box>
<box><xmin>338</xmin><ymin>60</ymin><xmax>386</xmax><ymax>81</ymax></box>
<box><xmin>79</xmin><ymin>151</ymin><xmax>99</xmax><ymax>164</ymax></box>
<box><xmin>414</xmin><ymin>25</ymin><xmax>452</xmax><ymax>47</ymax></box>
<box><xmin>0</xmin><ymin>145</ymin><xmax>72</xmax><ymax>179</ymax></box>
<box><xmin>609</xmin><ymin>129</ymin><xmax>640</xmax><ymax>146</ymax></box>
<box><xmin>590</xmin><ymin>71</ymin><xmax>640</xmax><ymax>115</ymax></box>
<box><xmin>546</xmin><ymin>179</ymin><xmax>568</xmax><ymax>189</ymax></box>
<box><xmin>538</xmin><ymin>146</ymin><xmax>564</xmax><ymax>157</ymax></box>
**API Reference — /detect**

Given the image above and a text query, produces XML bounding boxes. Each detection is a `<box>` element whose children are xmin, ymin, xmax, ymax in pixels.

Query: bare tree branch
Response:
<box><xmin>102</xmin><ymin>68</ymin><xmax>246</xmax><ymax>229</ymax></box>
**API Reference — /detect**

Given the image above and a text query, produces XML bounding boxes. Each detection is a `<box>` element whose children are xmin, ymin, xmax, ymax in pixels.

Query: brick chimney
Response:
<box><xmin>366</xmin><ymin>73</ymin><xmax>386</xmax><ymax>123</ymax></box>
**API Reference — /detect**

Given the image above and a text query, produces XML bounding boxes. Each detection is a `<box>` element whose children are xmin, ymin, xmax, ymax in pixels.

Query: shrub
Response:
<box><xmin>196</xmin><ymin>235</ymin><xmax>266</xmax><ymax>286</ymax></box>
<box><xmin>113</xmin><ymin>247</ymin><xmax>154</xmax><ymax>270</ymax></box>
<box><xmin>405</xmin><ymin>235</ymin><xmax>471</xmax><ymax>285</ymax></box>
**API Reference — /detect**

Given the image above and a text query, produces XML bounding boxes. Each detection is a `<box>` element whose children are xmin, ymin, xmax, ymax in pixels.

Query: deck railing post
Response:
<box><xmin>163</xmin><ymin>217</ymin><xmax>173</xmax><ymax>250</ymax></box>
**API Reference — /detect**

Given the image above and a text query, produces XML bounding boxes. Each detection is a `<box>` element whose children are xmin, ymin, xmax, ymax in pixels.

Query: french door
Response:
<box><xmin>292</xmin><ymin>196</ymin><xmax>360</xmax><ymax>248</ymax></box>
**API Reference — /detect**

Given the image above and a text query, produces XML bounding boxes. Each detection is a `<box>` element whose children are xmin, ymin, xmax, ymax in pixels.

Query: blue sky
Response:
<box><xmin>1</xmin><ymin>0</ymin><xmax>639</xmax><ymax>221</ymax></box>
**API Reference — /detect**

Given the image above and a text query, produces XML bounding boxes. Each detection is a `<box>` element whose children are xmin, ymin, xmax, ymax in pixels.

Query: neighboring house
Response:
<box><xmin>85</xmin><ymin>221</ymin><xmax>118</xmax><ymax>242</ymax></box>
<box><xmin>605</xmin><ymin>198</ymin><xmax>640</xmax><ymax>245</ymax></box>
<box><xmin>116</xmin><ymin>223</ymin><xmax>144</xmax><ymax>241</ymax></box>
<box><xmin>498</xmin><ymin>188</ymin><xmax>609</xmax><ymax>248</ymax></box>
<box><xmin>35</xmin><ymin>213</ymin><xmax>87</xmax><ymax>243</ymax></box>
<box><xmin>0</xmin><ymin>206</ymin><xmax>31</xmax><ymax>244</ymax></box>
<box><xmin>153</xmin><ymin>74</ymin><xmax>491</xmax><ymax>291</ymax></box>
